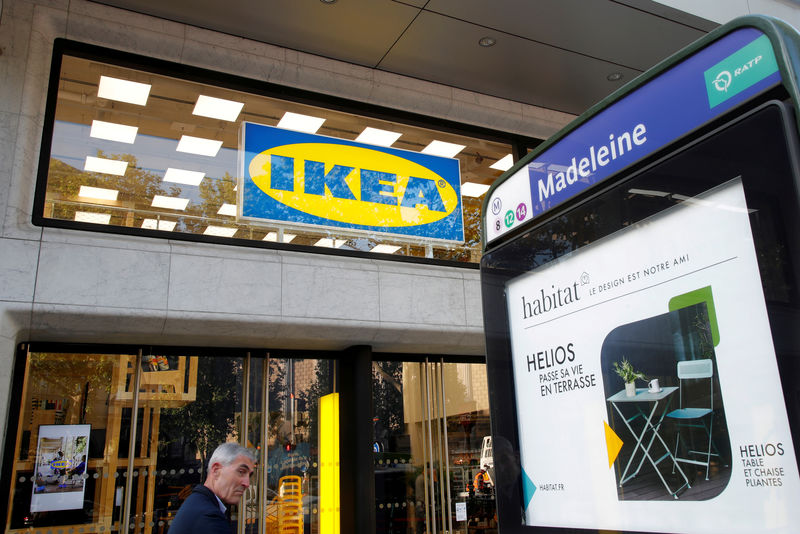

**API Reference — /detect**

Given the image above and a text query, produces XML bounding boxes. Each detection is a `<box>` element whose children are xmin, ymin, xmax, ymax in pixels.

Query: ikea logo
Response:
<box><xmin>241</xmin><ymin>123</ymin><xmax>464</xmax><ymax>242</ymax></box>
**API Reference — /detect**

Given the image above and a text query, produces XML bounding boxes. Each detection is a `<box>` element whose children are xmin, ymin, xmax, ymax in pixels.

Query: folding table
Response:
<box><xmin>607</xmin><ymin>386</ymin><xmax>690</xmax><ymax>499</ymax></box>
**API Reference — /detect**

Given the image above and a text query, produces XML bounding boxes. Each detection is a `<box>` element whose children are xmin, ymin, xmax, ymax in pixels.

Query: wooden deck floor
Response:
<box><xmin>616</xmin><ymin>459</ymin><xmax>731</xmax><ymax>501</ymax></box>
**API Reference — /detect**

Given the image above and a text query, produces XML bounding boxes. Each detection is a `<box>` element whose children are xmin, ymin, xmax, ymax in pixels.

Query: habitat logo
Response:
<box><xmin>704</xmin><ymin>34</ymin><xmax>778</xmax><ymax>108</ymax></box>
<box><xmin>241</xmin><ymin>123</ymin><xmax>464</xmax><ymax>242</ymax></box>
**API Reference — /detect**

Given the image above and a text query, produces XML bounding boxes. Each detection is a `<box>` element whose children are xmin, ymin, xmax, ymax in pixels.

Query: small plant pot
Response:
<box><xmin>625</xmin><ymin>381</ymin><xmax>636</xmax><ymax>397</ymax></box>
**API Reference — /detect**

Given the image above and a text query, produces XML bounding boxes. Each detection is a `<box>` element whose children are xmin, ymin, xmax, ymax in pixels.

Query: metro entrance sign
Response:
<box><xmin>484</xmin><ymin>22</ymin><xmax>781</xmax><ymax>245</ymax></box>
<box><xmin>480</xmin><ymin>15</ymin><xmax>800</xmax><ymax>534</ymax></box>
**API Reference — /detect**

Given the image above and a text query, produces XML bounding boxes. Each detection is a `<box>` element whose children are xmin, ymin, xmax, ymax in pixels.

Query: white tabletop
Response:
<box><xmin>607</xmin><ymin>386</ymin><xmax>678</xmax><ymax>403</ymax></box>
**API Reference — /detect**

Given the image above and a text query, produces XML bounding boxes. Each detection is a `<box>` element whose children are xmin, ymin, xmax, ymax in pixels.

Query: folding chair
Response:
<box><xmin>665</xmin><ymin>359</ymin><xmax>719</xmax><ymax>480</ymax></box>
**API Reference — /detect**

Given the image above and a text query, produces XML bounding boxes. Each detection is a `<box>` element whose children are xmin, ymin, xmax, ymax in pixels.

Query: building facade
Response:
<box><xmin>0</xmin><ymin>1</ymin><xmax>575</xmax><ymax>533</ymax></box>
<box><xmin>5</xmin><ymin>1</ymin><xmax>800</xmax><ymax>533</ymax></box>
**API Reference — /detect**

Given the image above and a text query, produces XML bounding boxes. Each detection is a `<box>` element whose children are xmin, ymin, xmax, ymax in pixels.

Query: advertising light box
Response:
<box><xmin>239</xmin><ymin>122</ymin><xmax>464</xmax><ymax>243</ymax></box>
<box><xmin>31</xmin><ymin>424</ymin><xmax>90</xmax><ymax>513</ymax></box>
<box><xmin>480</xmin><ymin>16</ymin><xmax>800</xmax><ymax>533</ymax></box>
<box><xmin>504</xmin><ymin>180</ymin><xmax>800</xmax><ymax>532</ymax></box>
<box><xmin>484</xmin><ymin>26</ymin><xmax>780</xmax><ymax>244</ymax></box>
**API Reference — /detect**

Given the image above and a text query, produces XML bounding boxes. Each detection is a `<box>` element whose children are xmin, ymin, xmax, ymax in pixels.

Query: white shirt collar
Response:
<box><xmin>213</xmin><ymin>493</ymin><xmax>227</xmax><ymax>515</ymax></box>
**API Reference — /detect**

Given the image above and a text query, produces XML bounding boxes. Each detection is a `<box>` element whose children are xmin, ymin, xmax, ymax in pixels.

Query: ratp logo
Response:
<box><xmin>712</xmin><ymin>70</ymin><xmax>732</xmax><ymax>93</ymax></box>
<box><xmin>704</xmin><ymin>34</ymin><xmax>779</xmax><ymax>109</ymax></box>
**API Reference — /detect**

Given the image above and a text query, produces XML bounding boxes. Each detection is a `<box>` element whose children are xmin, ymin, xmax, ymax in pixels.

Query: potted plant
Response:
<box><xmin>613</xmin><ymin>358</ymin><xmax>646</xmax><ymax>397</ymax></box>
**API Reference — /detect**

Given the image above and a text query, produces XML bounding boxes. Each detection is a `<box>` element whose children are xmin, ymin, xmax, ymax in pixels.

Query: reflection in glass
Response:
<box><xmin>6</xmin><ymin>352</ymin><xmax>136</xmax><ymax>531</ymax></box>
<box><xmin>40</xmin><ymin>53</ymin><xmax>515</xmax><ymax>263</ymax></box>
<box><xmin>373</xmin><ymin>361</ymin><xmax>497</xmax><ymax>534</ymax></box>
<box><xmin>5</xmin><ymin>350</ymin><xmax>334</xmax><ymax>534</ymax></box>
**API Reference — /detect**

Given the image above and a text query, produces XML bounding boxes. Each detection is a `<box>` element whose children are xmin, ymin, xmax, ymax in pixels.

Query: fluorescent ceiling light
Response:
<box><xmin>421</xmin><ymin>140</ymin><xmax>466</xmax><ymax>158</ymax></box>
<box><xmin>84</xmin><ymin>156</ymin><xmax>128</xmax><ymax>176</ymax></box>
<box><xmin>90</xmin><ymin>120</ymin><xmax>138</xmax><ymax>144</ymax></box>
<box><xmin>371</xmin><ymin>244</ymin><xmax>401</xmax><ymax>254</ymax></box>
<box><xmin>264</xmin><ymin>232</ymin><xmax>296</xmax><ymax>243</ymax></box>
<box><xmin>355</xmin><ymin>127</ymin><xmax>402</xmax><ymax>147</ymax></box>
<box><xmin>164</xmin><ymin>168</ymin><xmax>205</xmax><ymax>186</ymax></box>
<box><xmin>141</xmin><ymin>218</ymin><xmax>177</xmax><ymax>231</ymax></box>
<box><xmin>78</xmin><ymin>185</ymin><xmax>119</xmax><ymax>201</ymax></box>
<box><xmin>97</xmin><ymin>75</ymin><xmax>151</xmax><ymax>105</ymax></box>
<box><xmin>204</xmin><ymin>225</ymin><xmax>237</xmax><ymax>237</ymax></box>
<box><xmin>176</xmin><ymin>135</ymin><xmax>223</xmax><ymax>157</ymax></box>
<box><xmin>314</xmin><ymin>238</ymin><xmax>346</xmax><ymax>248</ymax></box>
<box><xmin>490</xmin><ymin>154</ymin><xmax>514</xmax><ymax>171</ymax></box>
<box><xmin>193</xmin><ymin>95</ymin><xmax>245</xmax><ymax>122</ymax></box>
<box><xmin>217</xmin><ymin>203</ymin><xmax>237</xmax><ymax>216</ymax></box>
<box><xmin>628</xmin><ymin>188</ymin><xmax>671</xmax><ymax>197</ymax></box>
<box><xmin>74</xmin><ymin>211</ymin><xmax>111</xmax><ymax>224</ymax></box>
<box><xmin>151</xmin><ymin>195</ymin><xmax>189</xmax><ymax>211</ymax></box>
<box><xmin>461</xmin><ymin>182</ymin><xmax>491</xmax><ymax>197</ymax></box>
<box><xmin>277</xmin><ymin>112</ymin><xmax>325</xmax><ymax>134</ymax></box>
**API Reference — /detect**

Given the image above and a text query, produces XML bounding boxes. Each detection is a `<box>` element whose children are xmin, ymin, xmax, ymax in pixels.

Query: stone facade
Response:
<box><xmin>0</xmin><ymin>0</ymin><xmax>574</xmax><ymax>467</ymax></box>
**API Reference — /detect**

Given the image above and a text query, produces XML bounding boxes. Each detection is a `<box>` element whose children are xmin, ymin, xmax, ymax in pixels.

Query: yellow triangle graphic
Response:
<box><xmin>604</xmin><ymin>421</ymin><xmax>623</xmax><ymax>468</ymax></box>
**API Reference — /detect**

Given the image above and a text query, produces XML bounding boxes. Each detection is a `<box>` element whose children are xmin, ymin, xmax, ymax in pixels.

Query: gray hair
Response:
<box><xmin>208</xmin><ymin>442</ymin><xmax>257</xmax><ymax>469</ymax></box>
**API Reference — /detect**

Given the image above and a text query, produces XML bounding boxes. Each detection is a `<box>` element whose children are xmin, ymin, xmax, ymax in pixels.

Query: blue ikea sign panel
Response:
<box><xmin>485</xmin><ymin>27</ymin><xmax>780</xmax><ymax>244</ymax></box>
<box><xmin>240</xmin><ymin>123</ymin><xmax>464</xmax><ymax>243</ymax></box>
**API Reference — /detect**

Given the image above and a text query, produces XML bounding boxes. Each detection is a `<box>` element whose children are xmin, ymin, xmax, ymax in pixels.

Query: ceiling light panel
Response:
<box><xmin>277</xmin><ymin>112</ymin><xmax>326</xmax><ymax>134</ymax></box>
<box><xmin>78</xmin><ymin>185</ymin><xmax>119</xmax><ymax>201</ymax></box>
<box><xmin>490</xmin><ymin>154</ymin><xmax>514</xmax><ymax>171</ymax></box>
<box><xmin>193</xmin><ymin>95</ymin><xmax>245</xmax><ymax>122</ymax></box>
<box><xmin>264</xmin><ymin>232</ymin><xmax>297</xmax><ymax>243</ymax></box>
<box><xmin>314</xmin><ymin>238</ymin><xmax>346</xmax><ymax>248</ymax></box>
<box><xmin>421</xmin><ymin>140</ymin><xmax>466</xmax><ymax>158</ymax></box>
<box><xmin>163</xmin><ymin>168</ymin><xmax>206</xmax><ymax>186</ymax></box>
<box><xmin>371</xmin><ymin>244</ymin><xmax>402</xmax><ymax>254</ymax></box>
<box><xmin>97</xmin><ymin>75</ymin><xmax>151</xmax><ymax>105</ymax></box>
<box><xmin>90</xmin><ymin>120</ymin><xmax>138</xmax><ymax>144</ymax></box>
<box><xmin>461</xmin><ymin>182</ymin><xmax>491</xmax><ymax>197</ymax></box>
<box><xmin>217</xmin><ymin>203</ymin><xmax>237</xmax><ymax>216</ymax></box>
<box><xmin>142</xmin><ymin>219</ymin><xmax>177</xmax><ymax>231</ymax></box>
<box><xmin>74</xmin><ymin>211</ymin><xmax>112</xmax><ymax>224</ymax></box>
<box><xmin>204</xmin><ymin>226</ymin><xmax>237</xmax><ymax>237</ymax></box>
<box><xmin>176</xmin><ymin>135</ymin><xmax>223</xmax><ymax>157</ymax></box>
<box><xmin>355</xmin><ymin>127</ymin><xmax>402</xmax><ymax>147</ymax></box>
<box><xmin>84</xmin><ymin>156</ymin><xmax>128</xmax><ymax>176</ymax></box>
<box><xmin>151</xmin><ymin>195</ymin><xmax>190</xmax><ymax>210</ymax></box>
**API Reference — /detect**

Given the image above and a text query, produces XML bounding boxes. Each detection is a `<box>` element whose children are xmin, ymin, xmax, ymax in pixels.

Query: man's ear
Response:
<box><xmin>209</xmin><ymin>461</ymin><xmax>222</xmax><ymax>478</ymax></box>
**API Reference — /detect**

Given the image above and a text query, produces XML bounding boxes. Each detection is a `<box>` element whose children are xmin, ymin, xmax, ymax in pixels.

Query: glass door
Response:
<box><xmin>373</xmin><ymin>359</ymin><xmax>497</xmax><ymax>534</ymax></box>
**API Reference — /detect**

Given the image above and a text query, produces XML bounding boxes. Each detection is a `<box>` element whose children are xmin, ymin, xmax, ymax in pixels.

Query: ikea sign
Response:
<box><xmin>240</xmin><ymin>122</ymin><xmax>464</xmax><ymax>243</ymax></box>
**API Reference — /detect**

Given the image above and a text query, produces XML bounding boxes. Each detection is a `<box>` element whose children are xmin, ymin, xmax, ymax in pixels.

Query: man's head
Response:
<box><xmin>204</xmin><ymin>442</ymin><xmax>257</xmax><ymax>505</ymax></box>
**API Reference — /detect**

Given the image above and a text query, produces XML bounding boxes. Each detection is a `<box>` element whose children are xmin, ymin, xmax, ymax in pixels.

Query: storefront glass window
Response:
<box><xmin>372</xmin><ymin>360</ymin><xmax>496</xmax><ymax>534</ymax></box>
<box><xmin>6</xmin><ymin>351</ymin><xmax>138</xmax><ymax>530</ymax></box>
<box><xmin>36</xmin><ymin>43</ymin><xmax>522</xmax><ymax>264</ymax></box>
<box><xmin>3</xmin><ymin>348</ymin><xmax>334</xmax><ymax>534</ymax></box>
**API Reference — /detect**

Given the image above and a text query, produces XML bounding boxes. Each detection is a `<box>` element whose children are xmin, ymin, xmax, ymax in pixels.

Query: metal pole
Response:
<box><xmin>439</xmin><ymin>362</ymin><xmax>453</xmax><ymax>534</ymax></box>
<box><xmin>238</xmin><ymin>353</ymin><xmax>251</xmax><ymax>534</ymax></box>
<box><xmin>121</xmin><ymin>349</ymin><xmax>144</xmax><ymax>534</ymax></box>
<box><xmin>424</xmin><ymin>360</ymin><xmax>437</xmax><ymax>534</ymax></box>
<box><xmin>419</xmin><ymin>362</ymin><xmax>431</xmax><ymax>534</ymax></box>
<box><xmin>260</xmin><ymin>353</ymin><xmax>269</xmax><ymax>534</ymax></box>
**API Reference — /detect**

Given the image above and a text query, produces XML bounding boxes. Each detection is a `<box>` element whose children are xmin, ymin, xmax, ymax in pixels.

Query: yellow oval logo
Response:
<box><xmin>249</xmin><ymin>143</ymin><xmax>459</xmax><ymax>227</ymax></box>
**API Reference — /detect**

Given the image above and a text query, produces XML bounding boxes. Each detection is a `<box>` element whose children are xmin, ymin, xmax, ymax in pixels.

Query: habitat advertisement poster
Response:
<box><xmin>505</xmin><ymin>179</ymin><xmax>800</xmax><ymax>533</ymax></box>
<box><xmin>31</xmin><ymin>424</ymin><xmax>90</xmax><ymax>512</ymax></box>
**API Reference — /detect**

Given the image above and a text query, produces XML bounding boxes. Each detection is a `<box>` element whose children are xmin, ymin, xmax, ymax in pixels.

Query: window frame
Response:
<box><xmin>33</xmin><ymin>38</ymin><xmax>537</xmax><ymax>269</ymax></box>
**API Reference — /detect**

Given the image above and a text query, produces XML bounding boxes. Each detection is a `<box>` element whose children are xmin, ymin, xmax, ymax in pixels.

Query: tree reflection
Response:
<box><xmin>158</xmin><ymin>357</ymin><xmax>241</xmax><ymax>479</ymax></box>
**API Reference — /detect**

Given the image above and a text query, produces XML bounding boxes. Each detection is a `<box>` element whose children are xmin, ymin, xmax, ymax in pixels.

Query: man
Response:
<box><xmin>474</xmin><ymin>464</ymin><xmax>492</xmax><ymax>494</ymax></box>
<box><xmin>169</xmin><ymin>442</ymin><xmax>257</xmax><ymax>534</ymax></box>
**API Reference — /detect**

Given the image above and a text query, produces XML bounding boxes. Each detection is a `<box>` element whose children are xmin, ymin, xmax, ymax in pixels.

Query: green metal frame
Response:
<box><xmin>481</xmin><ymin>15</ymin><xmax>800</xmax><ymax>251</ymax></box>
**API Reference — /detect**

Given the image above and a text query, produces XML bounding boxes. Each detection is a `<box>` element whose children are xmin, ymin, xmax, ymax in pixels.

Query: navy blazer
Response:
<box><xmin>169</xmin><ymin>484</ymin><xmax>231</xmax><ymax>534</ymax></box>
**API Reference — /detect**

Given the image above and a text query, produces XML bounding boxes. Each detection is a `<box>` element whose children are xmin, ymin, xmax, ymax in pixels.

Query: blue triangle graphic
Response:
<box><xmin>522</xmin><ymin>468</ymin><xmax>536</xmax><ymax>510</ymax></box>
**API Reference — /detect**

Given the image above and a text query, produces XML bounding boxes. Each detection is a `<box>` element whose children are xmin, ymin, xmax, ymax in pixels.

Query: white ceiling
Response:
<box><xmin>94</xmin><ymin>0</ymin><xmax>717</xmax><ymax>116</ymax></box>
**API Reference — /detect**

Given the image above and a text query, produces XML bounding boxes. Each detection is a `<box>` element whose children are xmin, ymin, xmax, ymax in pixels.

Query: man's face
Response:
<box><xmin>208</xmin><ymin>454</ymin><xmax>255</xmax><ymax>505</ymax></box>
